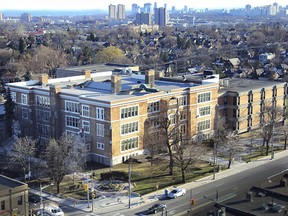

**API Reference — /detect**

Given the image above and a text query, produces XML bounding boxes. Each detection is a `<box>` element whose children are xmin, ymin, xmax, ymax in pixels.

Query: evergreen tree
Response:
<box><xmin>4</xmin><ymin>87</ymin><xmax>16</xmax><ymax>138</ymax></box>
<box><xmin>19</xmin><ymin>37</ymin><xmax>26</xmax><ymax>54</ymax></box>
<box><xmin>24</xmin><ymin>71</ymin><xmax>32</xmax><ymax>81</ymax></box>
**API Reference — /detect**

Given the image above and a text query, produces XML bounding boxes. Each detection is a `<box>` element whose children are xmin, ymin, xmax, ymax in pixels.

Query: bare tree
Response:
<box><xmin>143</xmin><ymin>119</ymin><xmax>165</xmax><ymax>166</ymax></box>
<box><xmin>45</xmin><ymin>134</ymin><xmax>87</xmax><ymax>193</ymax></box>
<box><xmin>223</xmin><ymin>130</ymin><xmax>242</xmax><ymax>169</ymax></box>
<box><xmin>11</xmin><ymin>136</ymin><xmax>36</xmax><ymax>182</ymax></box>
<box><xmin>279</xmin><ymin>125</ymin><xmax>288</xmax><ymax>150</ymax></box>
<box><xmin>173</xmin><ymin>134</ymin><xmax>205</xmax><ymax>183</ymax></box>
<box><xmin>259</xmin><ymin>104</ymin><xmax>284</xmax><ymax>156</ymax></box>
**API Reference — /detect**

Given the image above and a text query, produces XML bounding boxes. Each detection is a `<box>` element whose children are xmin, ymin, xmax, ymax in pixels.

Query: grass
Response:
<box><xmin>241</xmin><ymin>146</ymin><xmax>284</xmax><ymax>163</ymax></box>
<box><xmin>36</xmin><ymin>158</ymin><xmax>214</xmax><ymax>199</ymax></box>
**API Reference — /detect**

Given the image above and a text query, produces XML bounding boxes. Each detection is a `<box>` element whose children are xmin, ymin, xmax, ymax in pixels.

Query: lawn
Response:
<box><xmin>36</xmin><ymin>157</ymin><xmax>214</xmax><ymax>199</ymax></box>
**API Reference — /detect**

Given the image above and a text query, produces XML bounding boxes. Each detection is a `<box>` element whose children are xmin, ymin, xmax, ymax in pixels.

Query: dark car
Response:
<box><xmin>148</xmin><ymin>203</ymin><xmax>167</xmax><ymax>214</ymax></box>
<box><xmin>29</xmin><ymin>194</ymin><xmax>41</xmax><ymax>204</ymax></box>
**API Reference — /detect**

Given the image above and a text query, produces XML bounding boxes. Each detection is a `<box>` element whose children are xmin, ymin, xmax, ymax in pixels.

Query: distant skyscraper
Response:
<box><xmin>0</xmin><ymin>12</ymin><xmax>3</xmax><ymax>20</ymax></box>
<box><xmin>184</xmin><ymin>5</ymin><xmax>188</xmax><ymax>13</ymax></box>
<box><xmin>21</xmin><ymin>13</ymin><xmax>32</xmax><ymax>23</ymax></box>
<box><xmin>136</xmin><ymin>12</ymin><xmax>152</xmax><ymax>25</ymax></box>
<box><xmin>109</xmin><ymin>4</ymin><xmax>117</xmax><ymax>19</ymax></box>
<box><xmin>132</xmin><ymin>3</ymin><xmax>139</xmax><ymax>14</ymax></box>
<box><xmin>117</xmin><ymin>4</ymin><xmax>126</xmax><ymax>20</ymax></box>
<box><xmin>245</xmin><ymin>4</ymin><xmax>252</xmax><ymax>11</ymax></box>
<box><xmin>172</xmin><ymin>6</ymin><xmax>176</xmax><ymax>13</ymax></box>
<box><xmin>154</xmin><ymin>7</ymin><xmax>168</xmax><ymax>27</ymax></box>
<box><xmin>154</xmin><ymin>2</ymin><xmax>157</xmax><ymax>9</ymax></box>
<box><xmin>144</xmin><ymin>3</ymin><xmax>152</xmax><ymax>13</ymax></box>
<box><xmin>164</xmin><ymin>3</ymin><xmax>167</xmax><ymax>9</ymax></box>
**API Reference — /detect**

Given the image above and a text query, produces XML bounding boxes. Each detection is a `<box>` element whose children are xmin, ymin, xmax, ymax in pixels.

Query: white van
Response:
<box><xmin>43</xmin><ymin>203</ymin><xmax>64</xmax><ymax>216</ymax></box>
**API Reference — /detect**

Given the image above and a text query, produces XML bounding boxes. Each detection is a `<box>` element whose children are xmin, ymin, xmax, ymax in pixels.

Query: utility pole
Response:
<box><xmin>271</xmin><ymin>125</ymin><xmax>275</xmax><ymax>160</ymax></box>
<box><xmin>128</xmin><ymin>155</ymin><xmax>131</xmax><ymax>209</ymax></box>
<box><xmin>212</xmin><ymin>140</ymin><xmax>216</xmax><ymax>180</ymax></box>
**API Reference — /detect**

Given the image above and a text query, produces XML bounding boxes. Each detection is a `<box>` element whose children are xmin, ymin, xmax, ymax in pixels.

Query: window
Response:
<box><xmin>36</xmin><ymin>95</ymin><xmax>50</xmax><ymax>107</ymax></box>
<box><xmin>121</xmin><ymin>106</ymin><xmax>138</xmax><ymax>119</ymax></box>
<box><xmin>65</xmin><ymin>101</ymin><xmax>80</xmax><ymax>113</ymax></box>
<box><xmin>96</xmin><ymin>107</ymin><xmax>105</xmax><ymax>120</ymax></box>
<box><xmin>180</xmin><ymin>112</ymin><xmax>187</xmax><ymax>120</ymax></box>
<box><xmin>17</xmin><ymin>196</ymin><xmax>22</xmax><ymax>205</ymax></box>
<box><xmin>0</xmin><ymin>200</ymin><xmax>4</xmax><ymax>210</ymax></box>
<box><xmin>82</xmin><ymin>105</ymin><xmax>90</xmax><ymax>117</ymax></box>
<box><xmin>21</xmin><ymin>94</ymin><xmax>27</xmax><ymax>104</ymax></box>
<box><xmin>97</xmin><ymin>123</ymin><xmax>104</xmax><ymax>137</ymax></box>
<box><xmin>22</xmin><ymin>107</ymin><xmax>28</xmax><ymax>119</ymax></box>
<box><xmin>180</xmin><ymin>124</ymin><xmax>187</xmax><ymax>135</ymax></box>
<box><xmin>97</xmin><ymin>142</ymin><xmax>105</xmax><ymax>150</ymax></box>
<box><xmin>11</xmin><ymin>92</ymin><xmax>16</xmax><ymax>102</ymax></box>
<box><xmin>82</xmin><ymin>120</ymin><xmax>90</xmax><ymax>133</ymax></box>
<box><xmin>170</xmin><ymin>114</ymin><xmax>176</xmax><ymax>124</ymax></box>
<box><xmin>179</xmin><ymin>96</ymin><xmax>187</xmax><ymax>106</ymax></box>
<box><xmin>121</xmin><ymin>122</ymin><xmax>138</xmax><ymax>135</ymax></box>
<box><xmin>197</xmin><ymin>92</ymin><xmax>211</xmax><ymax>103</ymax></box>
<box><xmin>121</xmin><ymin>137</ymin><xmax>138</xmax><ymax>151</ymax></box>
<box><xmin>37</xmin><ymin>124</ymin><xmax>50</xmax><ymax>136</ymax></box>
<box><xmin>149</xmin><ymin>117</ymin><xmax>160</xmax><ymax>127</ymax></box>
<box><xmin>147</xmin><ymin>101</ymin><xmax>160</xmax><ymax>113</ymax></box>
<box><xmin>197</xmin><ymin>119</ymin><xmax>210</xmax><ymax>131</ymax></box>
<box><xmin>199</xmin><ymin>106</ymin><xmax>211</xmax><ymax>117</ymax></box>
<box><xmin>36</xmin><ymin>109</ymin><xmax>50</xmax><ymax>122</ymax></box>
<box><xmin>66</xmin><ymin>116</ymin><xmax>80</xmax><ymax>128</ymax></box>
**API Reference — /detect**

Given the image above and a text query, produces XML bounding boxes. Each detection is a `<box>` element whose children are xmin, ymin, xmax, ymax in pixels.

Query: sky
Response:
<box><xmin>1</xmin><ymin>0</ymin><xmax>287</xmax><ymax>11</ymax></box>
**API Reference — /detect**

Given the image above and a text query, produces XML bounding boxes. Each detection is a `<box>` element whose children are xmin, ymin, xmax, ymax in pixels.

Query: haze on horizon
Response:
<box><xmin>1</xmin><ymin>0</ymin><xmax>287</xmax><ymax>11</ymax></box>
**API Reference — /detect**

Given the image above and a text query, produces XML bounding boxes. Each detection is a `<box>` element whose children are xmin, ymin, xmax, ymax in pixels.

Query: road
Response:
<box><xmin>112</xmin><ymin>155</ymin><xmax>288</xmax><ymax>216</ymax></box>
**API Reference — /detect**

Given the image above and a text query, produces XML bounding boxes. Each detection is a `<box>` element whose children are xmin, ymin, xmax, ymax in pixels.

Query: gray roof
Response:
<box><xmin>218</xmin><ymin>78</ymin><xmax>285</xmax><ymax>95</ymax></box>
<box><xmin>0</xmin><ymin>175</ymin><xmax>26</xmax><ymax>191</ymax></box>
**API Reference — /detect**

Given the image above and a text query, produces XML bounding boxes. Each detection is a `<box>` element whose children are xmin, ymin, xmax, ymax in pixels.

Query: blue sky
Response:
<box><xmin>1</xmin><ymin>0</ymin><xmax>287</xmax><ymax>11</ymax></box>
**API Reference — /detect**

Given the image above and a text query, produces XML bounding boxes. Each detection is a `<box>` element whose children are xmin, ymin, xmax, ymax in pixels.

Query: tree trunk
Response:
<box><xmin>265</xmin><ymin>140</ymin><xmax>269</xmax><ymax>156</ymax></box>
<box><xmin>228</xmin><ymin>154</ymin><xmax>232</xmax><ymax>169</ymax></box>
<box><xmin>57</xmin><ymin>181</ymin><xmax>60</xmax><ymax>194</ymax></box>
<box><xmin>285</xmin><ymin>137</ymin><xmax>287</xmax><ymax>150</ymax></box>
<box><xmin>181</xmin><ymin>167</ymin><xmax>186</xmax><ymax>183</ymax></box>
<box><xmin>167</xmin><ymin>143</ymin><xmax>174</xmax><ymax>175</ymax></box>
<box><xmin>23</xmin><ymin>168</ymin><xmax>26</xmax><ymax>183</ymax></box>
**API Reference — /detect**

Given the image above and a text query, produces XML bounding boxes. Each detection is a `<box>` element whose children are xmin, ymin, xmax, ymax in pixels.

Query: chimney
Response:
<box><xmin>145</xmin><ymin>69</ymin><xmax>155</xmax><ymax>88</ymax></box>
<box><xmin>84</xmin><ymin>70</ymin><xmax>91</xmax><ymax>80</ymax></box>
<box><xmin>155</xmin><ymin>71</ymin><xmax>164</xmax><ymax>80</ymax></box>
<box><xmin>38</xmin><ymin>73</ymin><xmax>49</xmax><ymax>85</ymax></box>
<box><xmin>111</xmin><ymin>75</ymin><xmax>122</xmax><ymax>94</ymax></box>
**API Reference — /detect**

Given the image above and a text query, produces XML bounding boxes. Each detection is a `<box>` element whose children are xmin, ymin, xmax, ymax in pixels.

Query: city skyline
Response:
<box><xmin>1</xmin><ymin>0</ymin><xmax>287</xmax><ymax>11</ymax></box>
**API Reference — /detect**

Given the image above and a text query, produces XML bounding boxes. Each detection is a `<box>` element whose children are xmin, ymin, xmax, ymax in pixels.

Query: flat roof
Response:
<box><xmin>0</xmin><ymin>175</ymin><xmax>26</xmax><ymax>191</ymax></box>
<box><xmin>8</xmin><ymin>73</ymin><xmax>214</xmax><ymax>102</ymax></box>
<box><xmin>218</xmin><ymin>78</ymin><xmax>285</xmax><ymax>95</ymax></box>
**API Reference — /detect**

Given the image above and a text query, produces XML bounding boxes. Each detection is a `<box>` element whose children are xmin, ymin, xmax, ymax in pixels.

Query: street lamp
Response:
<box><xmin>40</xmin><ymin>182</ymin><xmax>54</xmax><ymax>216</ymax></box>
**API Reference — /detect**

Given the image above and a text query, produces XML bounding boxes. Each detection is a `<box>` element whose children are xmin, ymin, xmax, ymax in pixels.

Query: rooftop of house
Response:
<box><xmin>218</xmin><ymin>78</ymin><xmax>285</xmax><ymax>96</ymax></box>
<box><xmin>216</xmin><ymin>173</ymin><xmax>288</xmax><ymax>215</ymax></box>
<box><xmin>0</xmin><ymin>175</ymin><xmax>27</xmax><ymax>191</ymax></box>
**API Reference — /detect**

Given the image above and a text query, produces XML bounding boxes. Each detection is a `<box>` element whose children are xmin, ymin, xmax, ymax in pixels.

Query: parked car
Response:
<box><xmin>148</xmin><ymin>203</ymin><xmax>167</xmax><ymax>214</ymax></box>
<box><xmin>30</xmin><ymin>208</ymin><xmax>50</xmax><ymax>216</ymax></box>
<box><xmin>28</xmin><ymin>194</ymin><xmax>41</xmax><ymax>204</ymax></box>
<box><xmin>167</xmin><ymin>188</ymin><xmax>186</xmax><ymax>198</ymax></box>
<box><xmin>43</xmin><ymin>203</ymin><xmax>64</xmax><ymax>216</ymax></box>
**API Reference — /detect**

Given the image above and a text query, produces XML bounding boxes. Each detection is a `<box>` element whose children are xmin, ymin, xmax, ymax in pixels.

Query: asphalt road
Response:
<box><xmin>119</xmin><ymin>155</ymin><xmax>288</xmax><ymax>216</ymax></box>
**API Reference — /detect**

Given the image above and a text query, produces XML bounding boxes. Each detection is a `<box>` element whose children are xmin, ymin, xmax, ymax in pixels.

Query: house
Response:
<box><xmin>259</xmin><ymin>53</ymin><xmax>275</xmax><ymax>64</ymax></box>
<box><xmin>0</xmin><ymin>175</ymin><xmax>29</xmax><ymax>216</ymax></box>
<box><xmin>7</xmin><ymin>70</ymin><xmax>219</xmax><ymax>166</ymax></box>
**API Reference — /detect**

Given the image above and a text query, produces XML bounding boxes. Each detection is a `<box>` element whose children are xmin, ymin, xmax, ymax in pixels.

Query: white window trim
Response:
<box><xmin>96</xmin><ymin>107</ymin><xmax>105</xmax><ymax>120</ymax></box>
<box><xmin>65</xmin><ymin>116</ymin><xmax>80</xmax><ymax>129</ymax></box>
<box><xmin>82</xmin><ymin>105</ymin><xmax>90</xmax><ymax>117</ymax></box>
<box><xmin>82</xmin><ymin>120</ymin><xmax>90</xmax><ymax>134</ymax></box>
<box><xmin>21</xmin><ymin>93</ymin><xmax>28</xmax><ymax>105</ymax></box>
<box><xmin>97</xmin><ymin>142</ymin><xmax>105</xmax><ymax>150</ymax></box>
<box><xmin>197</xmin><ymin>92</ymin><xmax>212</xmax><ymax>104</ymax></box>
<box><xmin>198</xmin><ymin>106</ymin><xmax>211</xmax><ymax>117</ymax></box>
<box><xmin>96</xmin><ymin>123</ymin><xmax>105</xmax><ymax>137</ymax></box>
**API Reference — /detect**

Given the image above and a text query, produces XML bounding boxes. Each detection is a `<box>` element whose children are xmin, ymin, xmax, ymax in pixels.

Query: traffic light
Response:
<box><xmin>191</xmin><ymin>199</ymin><xmax>195</xmax><ymax>206</ymax></box>
<box><xmin>84</xmin><ymin>184</ymin><xmax>89</xmax><ymax>191</ymax></box>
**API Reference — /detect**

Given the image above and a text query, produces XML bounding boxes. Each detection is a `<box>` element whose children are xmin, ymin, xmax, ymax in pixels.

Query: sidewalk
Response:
<box><xmin>30</xmin><ymin>149</ymin><xmax>288</xmax><ymax>215</ymax></box>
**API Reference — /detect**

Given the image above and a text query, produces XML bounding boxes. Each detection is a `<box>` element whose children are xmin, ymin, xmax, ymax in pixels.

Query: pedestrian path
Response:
<box><xmin>29</xmin><ymin>149</ymin><xmax>288</xmax><ymax>215</ymax></box>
